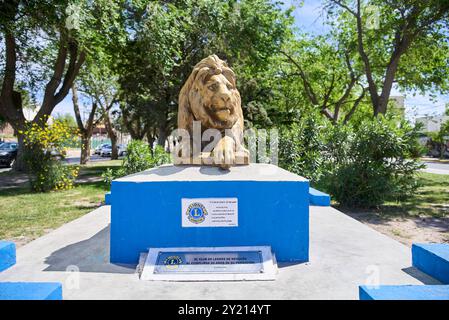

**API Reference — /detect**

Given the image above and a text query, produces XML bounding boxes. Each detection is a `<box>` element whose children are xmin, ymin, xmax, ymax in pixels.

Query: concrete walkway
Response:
<box><xmin>0</xmin><ymin>206</ymin><xmax>440</xmax><ymax>299</ymax></box>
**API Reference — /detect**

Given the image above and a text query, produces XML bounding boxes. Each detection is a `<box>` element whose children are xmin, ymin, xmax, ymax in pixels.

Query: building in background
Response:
<box><xmin>0</xmin><ymin>122</ymin><xmax>15</xmax><ymax>142</ymax></box>
<box><xmin>415</xmin><ymin>114</ymin><xmax>449</xmax><ymax>133</ymax></box>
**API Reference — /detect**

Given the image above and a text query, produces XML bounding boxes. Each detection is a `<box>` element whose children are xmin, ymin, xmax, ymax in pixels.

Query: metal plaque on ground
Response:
<box><xmin>140</xmin><ymin>246</ymin><xmax>277</xmax><ymax>281</ymax></box>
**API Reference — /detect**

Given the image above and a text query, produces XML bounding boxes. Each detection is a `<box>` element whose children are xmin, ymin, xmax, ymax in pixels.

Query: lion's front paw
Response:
<box><xmin>212</xmin><ymin>136</ymin><xmax>235</xmax><ymax>169</ymax></box>
<box><xmin>236</xmin><ymin>146</ymin><xmax>250</xmax><ymax>165</ymax></box>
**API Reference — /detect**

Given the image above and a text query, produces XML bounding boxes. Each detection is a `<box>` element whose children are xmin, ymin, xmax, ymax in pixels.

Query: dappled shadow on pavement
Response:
<box><xmin>43</xmin><ymin>224</ymin><xmax>135</xmax><ymax>274</ymax></box>
<box><xmin>0</xmin><ymin>171</ymin><xmax>30</xmax><ymax>190</ymax></box>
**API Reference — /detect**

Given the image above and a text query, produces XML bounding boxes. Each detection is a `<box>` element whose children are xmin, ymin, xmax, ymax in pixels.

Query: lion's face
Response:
<box><xmin>189</xmin><ymin>72</ymin><xmax>241</xmax><ymax>130</ymax></box>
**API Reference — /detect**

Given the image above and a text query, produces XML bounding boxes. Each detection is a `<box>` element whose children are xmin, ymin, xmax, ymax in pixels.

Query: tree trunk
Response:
<box><xmin>72</xmin><ymin>85</ymin><xmax>98</xmax><ymax>165</ymax></box>
<box><xmin>157</xmin><ymin>125</ymin><xmax>167</xmax><ymax>147</ymax></box>
<box><xmin>104</xmin><ymin>111</ymin><xmax>118</xmax><ymax>159</ymax></box>
<box><xmin>13</xmin><ymin>130</ymin><xmax>27</xmax><ymax>171</ymax></box>
<box><xmin>147</xmin><ymin>132</ymin><xmax>155</xmax><ymax>153</ymax></box>
<box><xmin>80</xmin><ymin>134</ymin><xmax>91</xmax><ymax>164</ymax></box>
<box><xmin>110</xmin><ymin>135</ymin><xmax>118</xmax><ymax>159</ymax></box>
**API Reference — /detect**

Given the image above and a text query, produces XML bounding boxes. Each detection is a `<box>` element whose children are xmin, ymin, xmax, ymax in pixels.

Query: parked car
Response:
<box><xmin>118</xmin><ymin>144</ymin><xmax>127</xmax><ymax>157</ymax></box>
<box><xmin>100</xmin><ymin>144</ymin><xmax>112</xmax><ymax>157</ymax></box>
<box><xmin>0</xmin><ymin>142</ymin><xmax>18</xmax><ymax>167</ymax></box>
<box><xmin>100</xmin><ymin>144</ymin><xmax>128</xmax><ymax>157</ymax></box>
<box><xmin>95</xmin><ymin>143</ymin><xmax>110</xmax><ymax>155</ymax></box>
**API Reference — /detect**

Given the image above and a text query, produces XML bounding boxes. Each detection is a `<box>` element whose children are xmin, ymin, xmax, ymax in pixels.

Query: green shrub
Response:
<box><xmin>278</xmin><ymin>115</ymin><xmax>324</xmax><ymax>183</ymax></box>
<box><xmin>151</xmin><ymin>145</ymin><xmax>172</xmax><ymax>167</ymax></box>
<box><xmin>278</xmin><ymin>115</ymin><xmax>424</xmax><ymax>207</ymax></box>
<box><xmin>318</xmin><ymin>116</ymin><xmax>424</xmax><ymax>207</ymax></box>
<box><xmin>21</xmin><ymin>119</ymin><xmax>79</xmax><ymax>192</ymax></box>
<box><xmin>121</xmin><ymin>140</ymin><xmax>153</xmax><ymax>174</ymax></box>
<box><xmin>102</xmin><ymin>141</ymin><xmax>171</xmax><ymax>187</ymax></box>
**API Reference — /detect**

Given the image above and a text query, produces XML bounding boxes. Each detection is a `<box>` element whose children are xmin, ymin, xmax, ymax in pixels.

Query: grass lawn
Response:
<box><xmin>382</xmin><ymin>172</ymin><xmax>449</xmax><ymax>218</ymax></box>
<box><xmin>340</xmin><ymin>172</ymin><xmax>449</xmax><ymax>246</ymax></box>
<box><xmin>0</xmin><ymin>160</ymin><xmax>121</xmax><ymax>246</ymax></box>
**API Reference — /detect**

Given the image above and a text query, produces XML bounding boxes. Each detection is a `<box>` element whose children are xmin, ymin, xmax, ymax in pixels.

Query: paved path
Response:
<box><xmin>64</xmin><ymin>154</ymin><xmax>113</xmax><ymax>164</ymax></box>
<box><xmin>0</xmin><ymin>171</ymin><xmax>29</xmax><ymax>190</ymax></box>
<box><xmin>422</xmin><ymin>162</ymin><xmax>449</xmax><ymax>175</ymax></box>
<box><xmin>0</xmin><ymin>206</ymin><xmax>440</xmax><ymax>299</ymax></box>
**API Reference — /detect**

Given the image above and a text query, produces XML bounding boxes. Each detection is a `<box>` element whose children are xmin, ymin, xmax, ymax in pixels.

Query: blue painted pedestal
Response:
<box><xmin>0</xmin><ymin>241</ymin><xmax>16</xmax><ymax>272</ymax></box>
<box><xmin>110</xmin><ymin>164</ymin><xmax>309</xmax><ymax>264</ymax></box>
<box><xmin>359</xmin><ymin>285</ymin><xmax>449</xmax><ymax>300</ymax></box>
<box><xmin>309</xmin><ymin>187</ymin><xmax>330</xmax><ymax>206</ymax></box>
<box><xmin>105</xmin><ymin>192</ymin><xmax>112</xmax><ymax>205</ymax></box>
<box><xmin>0</xmin><ymin>282</ymin><xmax>62</xmax><ymax>300</ymax></box>
<box><xmin>412</xmin><ymin>243</ymin><xmax>449</xmax><ymax>284</ymax></box>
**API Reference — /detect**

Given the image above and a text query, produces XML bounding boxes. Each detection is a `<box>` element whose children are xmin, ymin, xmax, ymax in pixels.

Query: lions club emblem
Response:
<box><xmin>186</xmin><ymin>202</ymin><xmax>208</xmax><ymax>224</ymax></box>
<box><xmin>163</xmin><ymin>255</ymin><xmax>183</xmax><ymax>269</ymax></box>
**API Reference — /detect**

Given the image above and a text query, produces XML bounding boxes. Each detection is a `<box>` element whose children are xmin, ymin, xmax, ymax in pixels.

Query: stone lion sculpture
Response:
<box><xmin>176</xmin><ymin>54</ymin><xmax>249</xmax><ymax>169</ymax></box>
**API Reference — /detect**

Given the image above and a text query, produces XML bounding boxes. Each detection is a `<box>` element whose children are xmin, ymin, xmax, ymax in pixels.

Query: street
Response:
<box><xmin>423</xmin><ymin>162</ymin><xmax>449</xmax><ymax>175</ymax></box>
<box><xmin>0</xmin><ymin>153</ymin><xmax>115</xmax><ymax>174</ymax></box>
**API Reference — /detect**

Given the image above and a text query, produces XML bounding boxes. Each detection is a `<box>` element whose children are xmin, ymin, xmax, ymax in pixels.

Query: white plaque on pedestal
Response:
<box><xmin>181</xmin><ymin>198</ymin><xmax>238</xmax><ymax>227</ymax></box>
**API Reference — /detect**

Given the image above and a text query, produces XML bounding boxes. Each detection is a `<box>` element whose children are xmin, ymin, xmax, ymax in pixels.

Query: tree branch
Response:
<box><xmin>37</xmin><ymin>33</ymin><xmax>86</xmax><ymax>123</ymax></box>
<box><xmin>343</xmin><ymin>86</ymin><xmax>366</xmax><ymax>124</ymax></box>
<box><xmin>280</xmin><ymin>50</ymin><xmax>319</xmax><ymax>105</ymax></box>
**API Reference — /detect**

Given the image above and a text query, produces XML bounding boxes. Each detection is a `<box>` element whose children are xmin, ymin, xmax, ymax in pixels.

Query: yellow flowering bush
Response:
<box><xmin>20</xmin><ymin>116</ymin><xmax>80</xmax><ymax>192</ymax></box>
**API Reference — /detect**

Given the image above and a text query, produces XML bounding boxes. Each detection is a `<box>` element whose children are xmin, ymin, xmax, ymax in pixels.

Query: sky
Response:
<box><xmin>51</xmin><ymin>0</ymin><xmax>449</xmax><ymax>122</ymax></box>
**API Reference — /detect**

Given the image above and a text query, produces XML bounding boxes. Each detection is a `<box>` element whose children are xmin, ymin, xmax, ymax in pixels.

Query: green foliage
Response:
<box><xmin>20</xmin><ymin>118</ymin><xmax>80</xmax><ymax>192</ymax></box>
<box><xmin>279</xmin><ymin>33</ymin><xmax>367</xmax><ymax>124</ymax></box>
<box><xmin>318</xmin><ymin>117</ymin><xmax>424</xmax><ymax>207</ymax></box>
<box><xmin>102</xmin><ymin>141</ymin><xmax>171</xmax><ymax>187</ymax></box>
<box><xmin>278</xmin><ymin>115</ymin><xmax>424</xmax><ymax>207</ymax></box>
<box><xmin>116</xmin><ymin>0</ymin><xmax>294</xmax><ymax>139</ymax></box>
<box><xmin>151</xmin><ymin>145</ymin><xmax>172</xmax><ymax>167</ymax></box>
<box><xmin>0</xmin><ymin>0</ymin><xmax>126</xmax><ymax>102</ymax></box>
<box><xmin>324</xmin><ymin>0</ymin><xmax>449</xmax><ymax>115</ymax></box>
<box><xmin>53</xmin><ymin>113</ymin><xmax>77</xmax><ymax>129</ymax></box>
<box><xmin>278</xmin><ymin>114</ymin><xmax>325</xmax><ymax>182</ymax></box>
<box><xmin>121</xmin><ymin>140</ymin><xmax>153</xmax><ymax>174</ymax></box>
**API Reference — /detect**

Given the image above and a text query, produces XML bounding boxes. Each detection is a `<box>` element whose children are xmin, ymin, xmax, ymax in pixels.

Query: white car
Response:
<box><xmin>100</xmin><ymin>145</ymin><xmax>113</xmax><ymax>157</ymax></box>
<box><xmin>100</xmin><ymin>144</ymin><xmax>127</xmax><ymax>157</ymax></box>
<box><xmin>95</xmin><ymin>144</ymin><xmax>110</xmax><ymax>155</ymax></box>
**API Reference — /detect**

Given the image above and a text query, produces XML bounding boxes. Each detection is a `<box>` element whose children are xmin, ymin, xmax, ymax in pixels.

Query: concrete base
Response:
<box><xmin>0</xmin><ymin>282</ymin><xmax>62</xmax><ymax>300</ymax></box>
<box><xmin>0</xmin><ymin>205</ymin><xmax>441</xmax><ymax>299</ymax></box>
<box><xmin>0</xmin><ymin>241</ymin><xmax>16</xmax><ymax>272</ymax></box>
<box><xmin>359</xmin><ymin>285</ymin><xmax>449</xmax><ymax>300</ymax></box>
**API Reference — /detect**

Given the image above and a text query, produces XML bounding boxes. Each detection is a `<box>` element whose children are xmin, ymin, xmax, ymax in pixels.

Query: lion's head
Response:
<box><xmin>178</xmin><ymin>54</ymin><xmax>242</xmax><ymax>131</ymax></box>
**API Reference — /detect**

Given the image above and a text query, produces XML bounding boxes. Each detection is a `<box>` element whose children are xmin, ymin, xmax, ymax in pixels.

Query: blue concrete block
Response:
<box><xmin>359</xmin><ymin>285</ymin><xmax>449</xmax><ymax>300</ymax></box>
<box><xmin>0</xmin><ymin>282</ymin><xmax>62</xmax><ymax>300</ymax></box>
<box><xmin>110</xmin><ymin>164</ymin><xmax>310</xmax><ymax>264</ymax></box>
<box><xmin>309</xmin><ymin>187</ymin><xmax>330</xmax><ymax>206</ymax></box>
<box><xmin>105</xmin><ymin>192</ymin><xmax>112</xmax><ymax>205</ymax></box>
<box><xmin>0</xmin><ymin>241</ymin><xmax>16</xmax><ymax>272</ymax></box>
<box><xmin>412</xmin><ymin>243</ymin><xmax>449</xmax><ymax>284</ymax></box>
